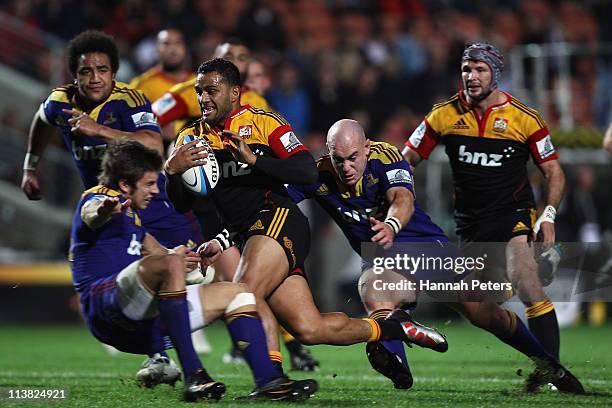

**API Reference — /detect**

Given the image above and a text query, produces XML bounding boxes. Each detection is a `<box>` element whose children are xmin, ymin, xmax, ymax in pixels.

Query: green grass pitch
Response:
<box><xmin>1</xmin><ymin>322</ymin><xmax>611</xmax><ymax>407</ymax></box>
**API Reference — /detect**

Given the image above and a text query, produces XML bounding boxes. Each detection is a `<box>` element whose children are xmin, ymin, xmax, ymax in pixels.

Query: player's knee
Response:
<box><xmin>161</xmin><ymin>254</ymin><xmax>186</xmax><ymax>279</ymax></box>
<box><xmin>290</xmin><ymin>319</ymin><xmax>322</xmax><ymax>345</ymax></box>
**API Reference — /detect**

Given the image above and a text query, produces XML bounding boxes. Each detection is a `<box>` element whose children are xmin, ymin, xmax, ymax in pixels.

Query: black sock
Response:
<box><xmin>526</xmin><ymin>300</ymin><xmax>560</xmax><ymax>360</ymax></box>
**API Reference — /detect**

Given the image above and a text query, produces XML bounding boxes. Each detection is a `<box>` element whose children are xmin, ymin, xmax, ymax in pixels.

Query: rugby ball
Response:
<box><xmin>180</xmin><ymin>135</ymin><xmax>219</xmax><ymax>196</ymax></box>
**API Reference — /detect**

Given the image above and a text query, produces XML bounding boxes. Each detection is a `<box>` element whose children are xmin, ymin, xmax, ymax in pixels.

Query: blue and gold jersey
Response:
<box><xmin>288</xmin><ymin>142</ymin><xmax>446</xmax><ymax>254</ymax></box>
<box><xmin>39</xmin><ymin>82</ymin><xmax>161</xmax><ymax>188</ymax></box>
<box><xmin>40</xmin><ymin>82</ymin><xmax>199</xmax><ymax>248</ymax></box>
<box><xmin>70</xmin><ymin>185</ymin><xmax>145</xmax><ymax>299</ymax></box>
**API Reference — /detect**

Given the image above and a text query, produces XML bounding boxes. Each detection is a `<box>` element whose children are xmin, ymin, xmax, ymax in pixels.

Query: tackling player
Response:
<box><xmin>70</xmin><ymin>139</ymin><xmax>317</xmax><ymax>401</ymax></box>
<box><xmin>20</xmin><ymin>29</ymin><xmax>203</xmax><ymax>370</ymax></box>
<box><xmin>288</xmin><ymin>119</ymin><xmax>584</xmax><ymax>394</ymax></box>
<box><xmin>163</xmin><ymin>59</ymin><xmax>445</xmax><ymax>375</ymax></box>
<box><xmin>403</xmin><ymin>42</ymin><xmax>570</xmax><ymax>391</ymax></box>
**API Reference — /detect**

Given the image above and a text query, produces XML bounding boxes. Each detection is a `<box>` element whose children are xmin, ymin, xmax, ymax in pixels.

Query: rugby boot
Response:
<box><xmin>289</xmin><ymin>344</ymin><xmax>320</xmax><ymax>372</ymax></box>
<box><xmin>237</xmin><ymin>376</ymin><xmax>318</xmax><ymax>401</ymax></box>
<box><xmin>366</xmin><ymin>342</ymin><xmax>413</xmax><ymax>389</ymax></box>
<box><xmin>524</xmin><ymin>361</ymin><xmax>585</xmax><ymax>394</ymax></box>
<box><xmin>387</xmin><ymin>309</ymin><xmax>448</xmax><ymax>352</ymax></box>
<box><xmin>136</xmin><ymin>354</ymin><xmax>182</xmax><ymax>388</ymax></box>
<box><xmin>182</xmin><ymin>368</ymin><xmax>226</xmax><ymax>401</ymax></box>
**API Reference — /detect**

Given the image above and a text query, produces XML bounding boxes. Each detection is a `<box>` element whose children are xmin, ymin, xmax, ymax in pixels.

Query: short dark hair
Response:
<box><xmin>67</xmin><ymin>30</ymin><xmax>119</xmax><ymax>77</ymax></box>
<box><xmin>197</xmin><ymin>58</ymin><xmax>241</xmax><ymax>87</ymax></box>
<box><xmin>98</xmin><ymin>139</ymin><xmax>162</xmax><ymax>189</ymax></box>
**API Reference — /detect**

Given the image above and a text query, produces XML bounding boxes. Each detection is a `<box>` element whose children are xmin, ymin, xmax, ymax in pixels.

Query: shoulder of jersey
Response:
<box><xmin>108</xmin><ymin>81</ymin><xmax>149</xmax><ymax>107</ymax></box>
<box><xmin>246</xmin><ymin>105</ymin><xmax>289</xmax><ymax>127</ymax></box>
<box><xmin>429</xmin><ymin>93</ymin><xmax>462</xmax><ymax>115</ymax></box>
<box><xmin>129</xmin><ymin>67</ymin><xmax>160</xmax><ymax>86</ymax></box>
<box><xmin>81</xmin><ymin>185</ymin><xmax>121</xmax><ymax>199</ymax></box>
<box><xmin>369</xmin><ymin>141</ymin><xmax>403</xmax><ymax>164</ymax></box>
<box><xmin>176</xmin><ymin>118</ymin><xmax>204</xmax><ymax>142</ymax></box>
<box><xmin>48</xmin><ymin>83</ymin><xmax>77</xmax><ymax>103</ymax></box>
<box><xmin>169</xmin><ymin>77</ymin><xmax>197</xmax><ymax>96</ymax></box>
<box><xmin>241</xmin><ymin>89</ymin><xmax>270</xmax><ymax>110</ymax></box>
<box><xmin>508</xmin><ymin>94</ymin><xmax>547</xmax><ymax>129</ymax></box>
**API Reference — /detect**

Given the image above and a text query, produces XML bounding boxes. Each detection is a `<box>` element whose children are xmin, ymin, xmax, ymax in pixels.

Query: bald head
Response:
<box><xmin>327</xmin><ymin>119</ymin><xmax>366</xmax><ymax>148</ymax></box>
<box><xmin>327</xmin><ymin>119</ymin><xmax>370</xmax><ymax>186</ymax></box>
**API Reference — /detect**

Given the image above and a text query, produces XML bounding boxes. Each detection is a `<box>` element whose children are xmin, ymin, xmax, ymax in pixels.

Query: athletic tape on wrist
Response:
<box><xmin>23</xmin><ymin>153</ymin><xmax>40</xmax><ymax>171</ymax></box>
<box><xmin>212</xmin><ymin>229</ymin><xmax>232</xmax><ymax>252</ymax></box>
<box><xmin>533</xmin><ymin>205</ymin><xmax>556</xmax><ymax>234</ymax></box>
<box><xmin>384</xmin><ymin>216</ymin><xmax>401</xmax><ymax>235</ymax></box>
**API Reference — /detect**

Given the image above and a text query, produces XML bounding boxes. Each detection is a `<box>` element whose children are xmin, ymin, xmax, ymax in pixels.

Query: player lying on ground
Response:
<box><xmin>164</xmin><ymin>59</ymin><xmax>447</xmax><ymax>375</ymax></box>
<box><xmin>287</xmin><ymin>119</ymin><xmax>584</xmax><ymax>394</ymax></box>
<box><xmin>69</xmin><ymin>140</ymin><xmax>316</xmax><ymax>402</ymax></box>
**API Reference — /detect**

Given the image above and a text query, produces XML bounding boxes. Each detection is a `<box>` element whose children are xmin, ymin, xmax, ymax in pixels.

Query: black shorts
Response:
<box><xmin>457</xmin><ymin>208</ymin><xmax>536</xmax><ymax>243</ymax></box>
<box><xmin>242</xmin><ymin>206</ymin><xmax>311</xmax><ymax>277</ymax></box>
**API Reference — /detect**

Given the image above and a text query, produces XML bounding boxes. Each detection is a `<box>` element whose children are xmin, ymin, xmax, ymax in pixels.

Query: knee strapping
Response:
<box><xmin>225</xmin><ymin>292</ymin><xmax>256</xmax><ymax>315</ymax></box>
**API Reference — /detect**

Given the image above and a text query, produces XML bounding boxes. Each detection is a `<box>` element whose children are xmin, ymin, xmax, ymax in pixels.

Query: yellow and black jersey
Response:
<box><xmin>129</xmin><ymin>66</ymin><xmax>195</xmax><ymax>106</ymax></box>
<box><xmin>405</xmin><ymin>91</ymin><xmax>558</xmax><ymax>222</ymax></box>
<box><xmin>175</xmin><ymin>104</ymin><xmax>307</xmax><ymax>234</ymax></box>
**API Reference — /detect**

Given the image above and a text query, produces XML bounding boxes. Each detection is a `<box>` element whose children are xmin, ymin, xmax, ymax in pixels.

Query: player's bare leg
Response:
<box><xmin>507</xmin><ymin>236</ymin><xmax>560</xmax><ymax>360</ymax></box>
<box><xmin>233</xmin><ymin>235</ymin><xmax>292</xmax><ymax>355</ymax></box>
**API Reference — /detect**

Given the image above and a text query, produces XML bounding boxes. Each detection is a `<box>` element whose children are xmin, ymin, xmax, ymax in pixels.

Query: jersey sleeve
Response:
<box><xmin>39</xmin><ymin>92</ymin><xmax>68</xmax><ymax>127</ymax></box>
<box><xmin>404</xmin><ymin>118</ymin><xmax>440</xmax><ymax>160</ymax></box>
<box><xmin>263</xmin><ymin>112</ymin><xmax>308</xmax><ymax>159</ymax></box>
<box><xmin>152</xmin><ymin>91</ymin><xmax>189</xmax><ymax>126</ymax></box>
<box><xmin>286</xmin><ymin>178</ymin><xmax>320</xmax><ymax>203</ymax></box>
<box><xmin>524</xmin><ymin>112</ymin><xmax>558</xmax><ymax>164</ymax></box>
<box><xmin>377</xmin><ymin>157</ymin><xmax>415</xmax><ymax>195</ymax></box>
<box><xmin>120</xmin><ymin>98</ymin><xmax>161</xmax><ymax>133</ymax></box>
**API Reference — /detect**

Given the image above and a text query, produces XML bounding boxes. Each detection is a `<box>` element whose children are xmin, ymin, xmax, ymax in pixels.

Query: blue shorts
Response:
<box><xmin>82</xmin><ymin>275</ymin><xmax>167</xmax><ymax>355</ymax></box>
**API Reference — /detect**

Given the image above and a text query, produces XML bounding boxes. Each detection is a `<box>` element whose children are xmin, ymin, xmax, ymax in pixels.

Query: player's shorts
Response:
<box><xmin>241</xmin><ymin>206</ymin><xmax>310</xmax><ymax>278</ymax></box>
<box><xmin>82</xmin><ymin>260</ymin><xmax>205</xmax><ymax>354</ymax></box>
<box><xmin>456</xmin><ymin>208</ymin><xmax>536</xmax><ymax>243</ymax></box>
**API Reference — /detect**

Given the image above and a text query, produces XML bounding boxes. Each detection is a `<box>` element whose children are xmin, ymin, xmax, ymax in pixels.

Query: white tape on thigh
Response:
<box><xmin>225</xmin><ymin>292</ymin><xmax>256</xmax><ymax>315</ymax></box>
<box><xmin>187</xmin><ymin>285</ymin><xmax>205</xmax><ymax>331</ymax></box>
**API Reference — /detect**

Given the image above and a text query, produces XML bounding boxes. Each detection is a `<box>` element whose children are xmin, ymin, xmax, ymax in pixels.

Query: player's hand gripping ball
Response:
<box><xmin>180</xmin><ymin>135</ymin><xmax>219</xmax><ymax>196</ymax></box>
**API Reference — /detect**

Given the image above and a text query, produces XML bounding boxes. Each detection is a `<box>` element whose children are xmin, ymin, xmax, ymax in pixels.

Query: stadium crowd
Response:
<box><xmin>3</xmin><ymin>0</ymin><xmax>612</xmax><ymax>140</ymax></box>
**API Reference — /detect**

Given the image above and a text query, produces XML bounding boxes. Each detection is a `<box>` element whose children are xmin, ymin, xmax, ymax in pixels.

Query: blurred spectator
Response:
<box><xmin>268</xmin><ymin>59</ymin><xmax>310</xmax><ymax>134</ymax></box>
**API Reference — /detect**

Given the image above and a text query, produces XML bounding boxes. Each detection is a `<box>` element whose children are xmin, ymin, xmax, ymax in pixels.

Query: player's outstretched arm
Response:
<box><xmin>81</xmin><ymin>196</ymin><xmax>131</xmax><ymax>229</ymax></box>
<box><xmin>163</xmin><ymin>140</ymin><xmax>205</xmax><ymax>213</ymax></box>
<box><xmin>21</xmin><ymin>111</ymin><xmax>59</xmax><ymax>200</ymax></box>
<box><xmin>533</xmin><ymin>159</ymin><xmax>565</xmax><ymax>244</ymax></box>
<box><xmin>370</xmin><ymin>187</ymin><xmax>415</xmax><ymax>248</ymax></box>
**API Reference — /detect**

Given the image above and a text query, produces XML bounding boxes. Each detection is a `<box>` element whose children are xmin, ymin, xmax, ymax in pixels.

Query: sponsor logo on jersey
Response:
<box><xmin>152</xmin><ymin>93</ymin><xmax>176</xmax><ymax>116</ymax></box>
<box><xmin>452</xmin><ymin>118</ymin><xmax>470</xmax><ymax>129</ymax></box>
<box><xmin>249</xmin><ymin>219</ymin><xmax>264</xmax><ymax>231</ymax></box>
<box><xmin>71</xmin><ymin>141</ymin><xmax>107</xmax><ymax>161</ymax></box>
<box><xmin>103</xmin><ymin>112</ymin><xmax>117</xmax><ymax>125</ymax></box>
<box><xmin>535</xmin><ymin>135</ymin><xmax>555</xmax><ymax>160</ymax></box>
<box><xmin>493</xmin><ymin>117</ymin><xmax>508</xmax><ymax>132</ymax></box>
<box><xmin>409</xmin><ymin>121</ymin><xmax>426</xmax><ymax>147</ymax></box>
<box><xmin>280</xmin><ymin>131</ymin><xmax>302</xmax><ymax>153</ymax></box>
<box><xmin>315</xmin><ymin>183</ymin><xmax>329</xmax><ymax>196</ymax></box>
<box><xmin>458</xmin><ymin>145</ymin><xmax>503</xmax><ymax>167</ymax></box>
<box><xmin>131</xmin><ymin>111</ymin><xmax>158</xmax><ymax>127</ymax></box>
<box><xmin>386</xmin><ymin>169</ymin><xmax>413</xmax><ymax>185</ymax></box>
<box><xmin>238</xmin><ymin>125</ymin><xmax>253</xmax><ymax>138</ymax></box>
